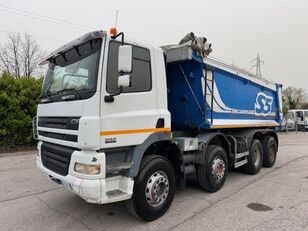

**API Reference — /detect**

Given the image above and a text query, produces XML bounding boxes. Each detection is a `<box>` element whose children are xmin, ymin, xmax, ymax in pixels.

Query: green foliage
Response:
<box><xmin>282</xmin><ymin>86</ymin><xmax>307</xmax><ymax>110</ymax></box>
<box><xmin>282</xmin><ymin>104</ymin><xmax>289</xmax><ymax>116</ymax></box>
<box><xmin>0</xmin><ymin>72</ymin><xmax>42</xmax><ymax>147</ymax></box>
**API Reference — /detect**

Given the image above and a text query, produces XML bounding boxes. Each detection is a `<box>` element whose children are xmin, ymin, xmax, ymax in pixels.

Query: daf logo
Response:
<box><xmin>71</xmin><ymin>118</ymin><xmax>79</xmax><ymax>124</ymax></box>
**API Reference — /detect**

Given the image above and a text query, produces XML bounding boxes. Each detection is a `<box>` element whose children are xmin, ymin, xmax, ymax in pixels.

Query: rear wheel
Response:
<box><xmin>262</xmin><ymin>136</ymin><xmax>277</xmax><ymax>167</ymax></box>
<box><xmin>242</xmin><ymin>139</ymin><xmax>263</xmax><ymax>174</ymax></box>
<box><xmin>196</xmin><ymin>145</ymin><xmax>228</xmax><ymax>193</ymax></box>
<box><xmin>126</xmin><ymin>155</ymin><xmax>176</xmax><ymax>221</ymax></box>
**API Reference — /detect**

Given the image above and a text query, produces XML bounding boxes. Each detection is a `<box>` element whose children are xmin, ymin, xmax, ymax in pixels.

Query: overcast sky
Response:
<box><xmin>0</xmin><ymin>0</ymin><xmax>307</xmax><ymax>91</ymax></box>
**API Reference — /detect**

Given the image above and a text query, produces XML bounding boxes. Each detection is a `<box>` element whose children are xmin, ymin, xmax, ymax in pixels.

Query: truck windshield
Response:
<box><xmin>41</xmin><ymin>38</ymin><xmax>102</xmax><ymax>102</ymax></box>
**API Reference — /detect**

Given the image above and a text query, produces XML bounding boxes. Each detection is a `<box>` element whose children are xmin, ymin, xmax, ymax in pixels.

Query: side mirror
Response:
<box><xmin>118</xmin><ymin>45</ymin><xmax>132</xmax><ymax>73</ymax></box>
<box><xmin>118</xmin><ymin>74</ymin><xmax>131</xmax><ymax>88</ymax></box>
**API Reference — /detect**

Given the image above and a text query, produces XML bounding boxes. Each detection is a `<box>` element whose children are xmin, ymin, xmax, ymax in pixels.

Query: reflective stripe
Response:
<box><xmin>210</xmin><ymin>124</ymin><xmax>278</xmax><ymax>129</ymax></box>
<box><xmin>100</xmin><ymin>128</ymin><xmax>171</xmax><ymax>136</ymax></box>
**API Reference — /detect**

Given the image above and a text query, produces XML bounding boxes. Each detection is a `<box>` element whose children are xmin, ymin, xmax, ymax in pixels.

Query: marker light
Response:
<box><xmin>74</xmin><ymin>163</ymin><xmax>100</xmax><ymax>175</ymax></box>
<box><xmin>109</xmin><ymin>27</ymin><xmax>118</xmax><ymax>36</ymax></box>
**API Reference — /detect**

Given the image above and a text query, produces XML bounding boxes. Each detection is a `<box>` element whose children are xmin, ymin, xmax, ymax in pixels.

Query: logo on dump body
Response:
<box><xmin>255</xmin><ymin>92</ymin><xmax>273</xmax><ymax>116</ymax></box>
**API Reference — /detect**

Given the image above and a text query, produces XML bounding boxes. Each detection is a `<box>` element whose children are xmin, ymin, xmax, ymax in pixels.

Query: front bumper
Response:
<box><xmin>36</xmin><ymin>142</ymin><xmax>134</xmax><ymax>204</ymax></box>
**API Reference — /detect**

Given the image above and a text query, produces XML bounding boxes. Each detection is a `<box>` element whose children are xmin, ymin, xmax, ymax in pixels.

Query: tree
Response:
<box><xmin>21</xmin><ymin>33</ymin><xmax>45</xmax><ymax>77</ymax></box>
<box><xmin>0</xmin><ymin>32</ymin><xmax>21</xmax><ymax>77</ymax></box>
<box><xmin>0</xmin><ymin>72</ymin><xmax>43</xmax><ymax>148</ymax></box>
<box><xmin>0</xmin><ymin>32</ymin><xmax>45</xmax><ymax>78</ymax></box>
<box><xmin>282</xmin><ymin>87</ymin><xmax>307</xmax><ymax>110</ymax></box>
<box><xmin>300</xmin><ymin>102</ymin><xmax>308</xmax><ymax>109</ymax></box>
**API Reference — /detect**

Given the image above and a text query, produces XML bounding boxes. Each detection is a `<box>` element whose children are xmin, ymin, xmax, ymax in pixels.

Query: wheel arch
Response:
<box><xmin>228</xmin><ymin>128</ymin><xmax>278</xmax><ymax>149</ymax></box>
<box><xmin>250</xmin><ymin>129</ymin><xmax>278</xmax><ymax>149</ymax></box>
<box><xmin>127</xmin><ymin>132</ymin><xmax>182</xmax><ymax>178</ymax></box>
<box><xmin>196</xmin><ymin>132</ymin><xmax>231</xmax><ymax>164</ymax></box>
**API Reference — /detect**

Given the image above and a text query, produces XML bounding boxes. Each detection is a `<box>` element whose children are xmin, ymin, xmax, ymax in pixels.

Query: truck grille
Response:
<box><xmin>41</xmin><ymin>142</ymin><xmax>75</xmax><ymax>176</ymax></box>
<box><xmin>38</xmin><ymin>117</ymin><xmax>80</xmax><ymax>142</ymax></box>
<box><xmin>38</xmin><ymin>131</ymin><xmax>78</xmax><ymax>142</ymax></box>
<box><xmin>38</xmin><ymin>117</ymin><xmax>80</xmax><ymax>130</ymax></box>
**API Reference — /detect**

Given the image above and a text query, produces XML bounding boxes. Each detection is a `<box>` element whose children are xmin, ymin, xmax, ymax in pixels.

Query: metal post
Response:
<box><xmin>211</xmin><ymin>72</ymin><xmax>214</xmax><ymax>124</ymax></box>
<box><xmin>295</xmin><ymin>121</ymin><xmax>298</xmax><ymax>134</ymax></box>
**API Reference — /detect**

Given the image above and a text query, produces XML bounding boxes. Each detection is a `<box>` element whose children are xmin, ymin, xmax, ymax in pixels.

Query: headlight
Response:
<box><xmin>74</xmin><ymin>163</ymin><xmax>100</xmax><ymax>175</ymax></box>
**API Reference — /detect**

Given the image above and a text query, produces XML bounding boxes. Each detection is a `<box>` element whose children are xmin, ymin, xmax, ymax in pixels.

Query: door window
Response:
<box><xmin>304</xmin><ymin>111</ymin><xmax>308</xmax><ymax>120</ymax></box>
<box><xmin>296</xmin><ymin>111</ymin><xmax>304</xmax><ymax>121</ymax></box>
<box><xmin>106</xmin><ymin>41</ymin><xmax>152</xmax><ymax>94</ymax></box>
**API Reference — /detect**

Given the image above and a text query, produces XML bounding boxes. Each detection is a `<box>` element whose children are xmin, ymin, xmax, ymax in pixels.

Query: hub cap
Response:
<box><xmin>145</xmin><ymin>171</ymin><xmax>169</xmax><ymax>207</ymax></box>
<box><xmin>211</xmin><ymin>157</ymin><xmax>226</xmax><ymax>183</ymax></box>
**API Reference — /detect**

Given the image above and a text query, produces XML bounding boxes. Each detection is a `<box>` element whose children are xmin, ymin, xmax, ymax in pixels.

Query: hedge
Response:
<box><xmin>0</xmin><ymin>72</ymin><xmax>43</xmax><ymax>148</ymax></box>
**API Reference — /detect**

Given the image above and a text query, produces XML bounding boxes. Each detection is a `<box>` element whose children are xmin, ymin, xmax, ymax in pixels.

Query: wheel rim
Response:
<box><xmin>145</xmin><ymin>171</ymin><xmax>169</xmax><ymax>207</ymax></box>
<box><xmin>211</xmin><ymin>157</ymin><xmax>226</xmax><ymax>183</ymax></box>
<box><xmin>252</xmin><ymin>147</ymin><xmax>261</xmax><ymax>166</ymax></box>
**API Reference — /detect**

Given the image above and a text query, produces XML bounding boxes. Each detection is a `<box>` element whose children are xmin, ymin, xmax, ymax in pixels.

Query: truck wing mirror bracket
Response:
<box><xmin>104</xmin><ymin>87</ymin><xmax>123</xmax><ymax>103</ymax></box>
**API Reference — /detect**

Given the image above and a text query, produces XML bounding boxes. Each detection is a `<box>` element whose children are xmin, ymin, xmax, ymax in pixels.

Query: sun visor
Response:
<box><xmin>40</xmin><ymin>30</ymin><xmax>106</xmax><ymax>65</ymax></box>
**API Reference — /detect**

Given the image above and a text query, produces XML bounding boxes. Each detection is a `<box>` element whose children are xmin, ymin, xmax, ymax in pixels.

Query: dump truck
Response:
<box><xmin>35</xmin><ymin>30</ymin><xmax>283</xmax><ymax>221</ymax></box>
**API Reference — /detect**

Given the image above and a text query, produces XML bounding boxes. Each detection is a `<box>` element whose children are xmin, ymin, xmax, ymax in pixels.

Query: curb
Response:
<box><xmin>0</xmin><ymin>150</ymin><xmax>36</xmax><ymax>158</ymax></box>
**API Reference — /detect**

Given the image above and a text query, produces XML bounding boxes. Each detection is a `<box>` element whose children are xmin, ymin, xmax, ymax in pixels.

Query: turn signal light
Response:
<box><xmin>110</xmin><ymin>27</ymin><xmax>118</xmax><ymax>36</ymax></box>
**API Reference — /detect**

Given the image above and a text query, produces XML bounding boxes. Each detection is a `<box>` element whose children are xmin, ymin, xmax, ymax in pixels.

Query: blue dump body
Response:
<box><xmin>166</xmin><ymin>51</ymin><xmax>283</xmax><ymax>131</ymax></box>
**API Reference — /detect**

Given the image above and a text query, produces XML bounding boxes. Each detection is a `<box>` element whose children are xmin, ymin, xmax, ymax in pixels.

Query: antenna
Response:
<box><xmin>114</xmin><ymin>10</ymin><xmax>119</xmax><ymax>28</ymax></box>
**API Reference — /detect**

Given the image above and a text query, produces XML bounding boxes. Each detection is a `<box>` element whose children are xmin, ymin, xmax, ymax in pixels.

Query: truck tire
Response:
<box><xmin>126</xmin><ymin>155</ymin><xmax>176</xmax><ymax>221</ymax></box>
<box><xmin>262</xmin><ymin>136</ymin><xmax>277</xmax><ymax>167</ymax></box>
<box><xmin>242</xmin><ymin>139</ymin><xmax>263</xmax><ymax>174</ymax></box>
<box><xmin>196</xmin><ymin>145</ymin><xmax>228</xmax><ymax>193</ymax></box>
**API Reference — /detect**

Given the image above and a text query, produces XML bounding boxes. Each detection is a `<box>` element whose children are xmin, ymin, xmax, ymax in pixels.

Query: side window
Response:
<box><xmin>287</xmin><ymin>112</ymin><xmax>293</xmax><ymax>120</ymax></box>
<box><xmin>296</xmin><ymin>111</ymin><xmax>304</xmax><ymax>121</ymax></box>
<box><xmin>106</xmin><ymin>41</ymin><xmax>151</xmax><ymax>93</ymax></box>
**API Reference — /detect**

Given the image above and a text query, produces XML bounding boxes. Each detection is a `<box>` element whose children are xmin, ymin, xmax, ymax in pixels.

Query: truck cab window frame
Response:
<box><xmin>106</xmin><ymin>41</ymin><xmax>152</xmax><ymax>94</ymax></box>
<box><xmin>40</xmin><ymin>38</ymin><xmax>102</xmax><ymax>103</ymax></box>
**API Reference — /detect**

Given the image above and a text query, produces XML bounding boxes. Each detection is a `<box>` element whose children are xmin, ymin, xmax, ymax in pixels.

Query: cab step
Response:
<box><xmin>235</xmin><ymin>151</ymin><xmax>249</xmax><ymax>159</ymax></box>
<box><xmin>234</xmin><ymin>159</ymin><xmax>248</xmax><ymax>168</ymax></box>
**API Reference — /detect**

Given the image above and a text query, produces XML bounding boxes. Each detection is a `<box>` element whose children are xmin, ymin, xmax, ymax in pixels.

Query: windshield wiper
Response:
<box><xmin>56</xmin><ymin>88</ymin><xmax>76</xmax><ymax>95</ymax></box>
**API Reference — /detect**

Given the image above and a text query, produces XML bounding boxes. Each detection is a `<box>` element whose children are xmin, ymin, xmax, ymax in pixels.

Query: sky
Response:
<box><xmin>0</xmin><ymin>0</ymin><xmax>308</xmax><ymax>92</ymax></box>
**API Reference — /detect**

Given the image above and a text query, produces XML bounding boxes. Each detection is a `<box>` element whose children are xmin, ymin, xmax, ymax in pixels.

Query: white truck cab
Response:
<box><xmin>289</xmin><ymin>109</ymin><xmax>308</xmax><ymax>130</ymax></box>
<box><xmin>36</xmin><ymin>31</ymin><xmax>173</xmax><ymax>219</ymax></box>
<box><xmin>36</xmin><ymin>30</ymin><xmax>280</xmax><ymax>221</ymax></box>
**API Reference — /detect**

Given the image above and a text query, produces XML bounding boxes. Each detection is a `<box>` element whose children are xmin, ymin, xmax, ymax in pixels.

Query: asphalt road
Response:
<box><xmin>0</xmin><ymin>133</ymin><xmax>308</xmax><ymax>231</ymax></box>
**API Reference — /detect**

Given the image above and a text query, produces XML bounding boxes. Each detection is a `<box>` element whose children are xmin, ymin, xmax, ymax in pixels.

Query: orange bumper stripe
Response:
<box><xmin>100</xmin><ymin>127</ymin><xmax>171</xmax><ymax>136</ymax></box>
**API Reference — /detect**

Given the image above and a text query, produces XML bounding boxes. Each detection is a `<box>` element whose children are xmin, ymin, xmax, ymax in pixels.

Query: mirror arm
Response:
<box><xmin>104</xmin><ymin>86</ymin><xmax>123</xmax><ymax>103</ymax></box>
<box><xmin>111</xmin><ymin>32</ymin><xmax>124</xmax><ymax>45</ymax></box>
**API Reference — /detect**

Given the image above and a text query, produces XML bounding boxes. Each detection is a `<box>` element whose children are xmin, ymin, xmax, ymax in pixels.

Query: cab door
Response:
<box><xmin>296</xmin><ymin>111</ymin><xmax>304</xmax><ymax>126</ymax></box>
<box><xmin>100</xmin><ymin>41</ymin><xmax>163</xmax><ymax>148</ymax></box>
<box><xmin>304</xmin><ymin>111</ymin><xmax>308</xmax><ymax>128</ymax></box>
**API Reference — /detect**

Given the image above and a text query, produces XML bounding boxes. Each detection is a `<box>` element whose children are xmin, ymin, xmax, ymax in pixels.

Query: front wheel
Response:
<box><xmin>196</xmin><ymin>145</ymin><xmax>228</xmax><ymax>193</ymax></box>
<box><xmin>126</xmin><ymin>155</ymin><xmax>176</xmax><ymax>221</ymax></box>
